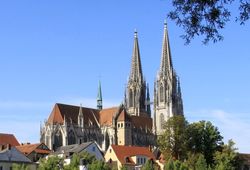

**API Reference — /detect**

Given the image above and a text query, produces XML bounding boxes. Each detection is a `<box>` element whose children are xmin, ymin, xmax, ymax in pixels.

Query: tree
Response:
<box><xmin>38</xmin><ymin>156</ymin><xmax>63</xmax><ymax>170</ymax></box>
<box><xmin>88</xmin><ymin>160</ymin><xmax>111</xmax><ymax>170</ymax></box>
<box><xmin>158</xmin><ymin>115</ymin><xmax>188</xmax><ymax>161</ymax></box>
<box><xmin>164</xmin><ymin>158</ymin><xmax>188</xmax><ymax>170</ymax></box>
<box><xmin>214</xmin><ymin>139</ymin><xmax>241</xmax><ymax>170</ymax></box>
<box><xmin>64</xmin><ymin>152</ymin><xmax>97</xmax><ymax>170</ymax></box>
<box><xmin>185</xmin><ymin>121</ymin><xmax>223</xmax><ymax>165</ymax></box>
<box><xmin>167</xmin><ymin>0</ymin><xmax>250</xmax><ymax>44</ymax></box>
<box><xmin>142</xmin><ymin>159</ymin><xmax>158</xmax><ymax>170</ymax></box>
<box><xmin>164</xmin><ymin>158</ymin><xmax>175</xmax><ymax>170</ymax></box>
<box><xmin>195</xmin><ymin>154</ymin><xmax>208</xmax><ymax>170</ymax></box>
<box><xmin>13</xmin><ymin>164</ymin><xmax>29</xmax><ymax>170</ymax></box>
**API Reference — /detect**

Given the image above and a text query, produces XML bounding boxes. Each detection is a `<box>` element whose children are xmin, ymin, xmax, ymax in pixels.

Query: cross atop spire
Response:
<box><xmin>160</xmin><ymin>20</ymin><xmax>173</xmax><ymax>76</ymax></box>
<box><xmin>129</xmin><ymin>30</ymin><xmax>143</xmax><ymax>83</ymax></box>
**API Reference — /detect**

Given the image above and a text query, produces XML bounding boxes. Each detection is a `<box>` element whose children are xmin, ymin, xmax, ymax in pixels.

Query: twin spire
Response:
<box><xmin>160</xmin><ymin>21</ymin><xmax>173</xmax><ymax>77</ymax></box>
<box><xmin>129</xmin><ymin>30</ymin><xmax>143</xmax><ymax>83</ymax></box>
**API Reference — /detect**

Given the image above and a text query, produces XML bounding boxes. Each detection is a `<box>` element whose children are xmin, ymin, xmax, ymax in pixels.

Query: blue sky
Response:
<box><xmin>0</xmin><ymin>1</ymin><xmax>249</xmax><ymax>153</ymax></box>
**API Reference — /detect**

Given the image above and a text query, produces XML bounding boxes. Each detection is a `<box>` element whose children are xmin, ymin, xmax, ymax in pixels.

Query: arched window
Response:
<box><xmin>54</xmin><ymin>130</ymin><xmax>62</xmax><ymax>150</ymax></box>
<box><xmin>160</xmin><ymin>113</ymin><xmax>165</xmax><ymax>129</ymax></box>
<box><xmin>160</xmin><ymin>85</ymin><xmax>164</xmax><ymax>102</ymax></box>
<box><xmin>68</xmin><ymin>130</ymin><xmax>76</xmax><ymax>145</ymax></box>
<box><xmin>129</xmin><ymin>89</ymin><xmax>133</xmax><ymax>107</ymax></box>
<box><xmin>105</xmin><ymin>132</ymin><xmax>110</xmax><ymax>151</ymax></box>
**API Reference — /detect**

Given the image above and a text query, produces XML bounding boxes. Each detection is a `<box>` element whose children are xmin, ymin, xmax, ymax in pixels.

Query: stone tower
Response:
<box><xmin>154</xmin><ymin>21</ymin><xmax>184</xmax><ymax>135</ymax></box>
<box><xmin>126</xmin><ymin>31</ymin><xmax>146</xmax><ymax>116</ymax></box>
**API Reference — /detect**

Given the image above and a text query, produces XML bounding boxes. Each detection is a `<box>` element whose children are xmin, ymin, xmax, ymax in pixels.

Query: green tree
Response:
<box><xmin>142</xmin><ymin>159</ymin><xmax>158</xmax><ymax>170</ymax></box>
<box><xmin>195</xmin><ymin>154</ymin><xmax>208</xmax><ymax>170</ymax></box>
<box><xmin>120</xmin><ymin>165</ymin><xmax>128</xmax><ymax>170</ymax></box>
<box><xmin>185</xmin><ymin>121</ymin><xmax>223</xmax><ymax>165</ymax></box>
<box><xmin>13</xmin><ymin>164</ymin><xmax>29</xmax><ymax>170</ymax></box>
<box><xmin>214</xmin><ymin>140</ymin><xmax>240</xmax><ymax>170</ymax></box>
<box><xmin>164</xmin><ymin>158</ymin><xmax>175</xmax><ymax>170</ymax></box>
<box><xmin>64</xmin><ymin>152</ymin><xmax>109</xmax><ymax>170</ymax></box>
<box><xmin>88</xmin><ymin>160</ymin><xmax>111</xmax><ymax>170</ymax></box>
<box><xmin>158</xmin><ymin>115</ymin><xmax>188</xmax><ymax>161</ymax></box>
<box><xmin>38</xmin><ymin>156</ymin><xmax>63</xmax><ymax>170</ymax></box>
<box><xmin>167</xmin><ymin>0</ymin><xmax>250</xmax><ymax>44</ymax></box>
<box><xmin>179</xmin><ymin>162</ymin><xmax>189</xmax><ymax>170</ymax></box>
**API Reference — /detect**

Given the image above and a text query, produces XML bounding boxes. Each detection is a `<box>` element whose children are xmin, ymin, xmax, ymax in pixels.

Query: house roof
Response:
<box><xmin>0</xmin><ymin>133</ymin><xmax>20</xmax><ymax>146</ymax></box>
<box><xmin>239</xmin><ymin>153</ymin><xmax>250</xmax><ymax>165</ymax></box>
<box><xmin>54</xmin><ymin>142</ymin><xmax>93</xmax><ymax>154</ymax></box>
<box><xmin>0</xmin><ymin>147</ymin><xmax>31</xmax><ymax>163</ymax></box>
<box><xmin>16</xmin><ymin>143</ymin><xmax>50</xmax><ymax>156</ymax></box>
<box><xmin>111</xmin><ymin>145</ymin><xmax>155</xmax><ymax>165</ymax></box>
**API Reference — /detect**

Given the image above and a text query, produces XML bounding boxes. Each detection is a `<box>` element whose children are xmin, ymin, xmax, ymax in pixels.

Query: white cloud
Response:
<box><xmin>186</xmin><ymin>109</ymin><xmax>250</xmax><ymax>153</ymax></box>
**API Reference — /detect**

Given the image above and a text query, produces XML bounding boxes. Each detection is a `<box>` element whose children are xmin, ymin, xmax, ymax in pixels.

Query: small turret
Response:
<box><xmin>78</xmin><ymin>104</ymin><xmax>84</xmax><ymax>128</ymax></box>
<box><xmin>97</xmin><ymin>80</ymin><xmax>103</xmax><ymax>110</ymax></box>
<box><xmin>146</xmin><ymin>83</ymin><xmax>151</xmax><ymax>117</ymax></box>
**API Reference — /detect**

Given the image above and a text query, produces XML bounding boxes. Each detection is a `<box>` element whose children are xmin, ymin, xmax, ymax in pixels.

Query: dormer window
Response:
<box><xmin>125</xmin><ymin>157</ymin><xmax>130</xmax><ymax>163</ymax></box>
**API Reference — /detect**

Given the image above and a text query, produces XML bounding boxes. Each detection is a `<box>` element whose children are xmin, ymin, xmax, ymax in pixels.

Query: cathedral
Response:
<box><xmin>40</xmin><ymin>21</ymin><xmax>184</xmax><ymax>151</ymax></box>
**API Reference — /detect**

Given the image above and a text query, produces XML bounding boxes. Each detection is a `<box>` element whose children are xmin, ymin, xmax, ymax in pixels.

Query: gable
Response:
<box><xmin>111</xmin><ymin>145</ymin><xmax>155</xmax><ymax>164</ymax></box>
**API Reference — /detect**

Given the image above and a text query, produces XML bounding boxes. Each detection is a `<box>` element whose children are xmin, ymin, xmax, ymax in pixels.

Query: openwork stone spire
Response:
<box><xmin>129</xmin><ymin>30</ymin><xmax>143</xmax><ymax>83</ymax></box>
<box><xmin>159</xmin><ymin>20</ymin><xmax>173</xmax><ymax>76</ymax></box>
<box><xmin>126</xmin><ymin>30</ymin><xmax>146</xmax><ymax>116</ymax></box>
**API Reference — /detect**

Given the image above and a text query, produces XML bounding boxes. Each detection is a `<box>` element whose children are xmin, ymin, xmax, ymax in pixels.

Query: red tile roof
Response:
<box><xmin>117</xmin><ymin>109</ymin><xmax>131</xmax><ymax>122</ymax></box>
<box><xmin>99</xmin><ymin>107</ymin><xmax>118</xmax><ymax>126</ymax></box>
<box><xmin>111</xmin><ymin>145</ymin><xmax>155</xmax><ymax>164</ymax></box>
<box><xmin>46</xmin><ymin>103</ymin><xmax>153</xmax><ymax>132</ymax></box>
<box><xmin>47</xmin><ymin>103</ymin><xmax>100</xmax><ymax>127</ymax></box>
<box><xmin>0</xmin><ymin>133</ymin><xmax>20</xmax><ymax>146</ymax></box>
<box><xmin>130</xmin><ymin>115</ymin><xmax>153</xmax><ymax>129</ymax></box>
<box><xmin>16</xmin><ymin>143</ymin><xmax>51</xmax><ymax>155</ymax></box>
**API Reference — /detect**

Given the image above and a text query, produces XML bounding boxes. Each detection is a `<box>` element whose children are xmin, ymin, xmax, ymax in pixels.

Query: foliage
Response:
<box><xmin>167</xmin><ymin>0</ymin><xmax>250</xmax><ymax>44</ymax></box>
<box><xmin>120</xmin><ymin>165</ymin><xmax>128</xmax><ymax>170</ymax></box>
<box><xmin>38</xmin><ymin>156</ymin><xmax>63</xmax><ymax>170</ymax></box>
<box><xmin>64</xmin><ymin>152</ymin><xmax>96</xmax><ymax>170</ymax></box>
<box><xmin>164</xmin><ymin>158</ymin><xmax>188</xmax><ymax>170</ymax></box>
<box><xmin>164</xmin><ymin>158</ymin><xmax>175</xmax><ymax>170</ymax></box>
<box><xmin>13</xmin><ymin>164</ymin><xmax>29</xmax><ymax>170</ymax></box>
<box><xmin>195</xmin><ymin>154</ymin><xmax>208</xmax><ymax>170</ymax></box>
<box><xmin>142</xmin><ymin>159</ymin><xmax>158</xmax><ymax>170</ymax></box>
<box><xmin>185</xmin><ymin>120</ymin><xmax>223</xmax><ymax>165</ymax></box>
<box><xmin>214</xmin><ymin>139</ymin><xmax>241</xmax><ymax>170</ymax></box>
<box><xmin>158</xmin><ymin>115</ymin><xmax>188</xmax><ymax>160</ymax></box>
<box><xmin>88</xmin><ymin>159</ymin><xmax>111</xmax><ymax>170</ymax></box>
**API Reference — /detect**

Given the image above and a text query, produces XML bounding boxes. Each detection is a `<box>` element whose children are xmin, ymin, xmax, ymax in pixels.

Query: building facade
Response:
<box><xmin>40</xmin><ymin>22</ymin><xmax>184</xmax><ymax>151</ymax></box>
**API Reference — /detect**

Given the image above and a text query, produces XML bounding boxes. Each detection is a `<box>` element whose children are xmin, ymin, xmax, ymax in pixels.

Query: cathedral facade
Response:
<box><xmin>40</xmin><ymin>22</ymin><xmax>183</xmax><ymax>151</ymax></box>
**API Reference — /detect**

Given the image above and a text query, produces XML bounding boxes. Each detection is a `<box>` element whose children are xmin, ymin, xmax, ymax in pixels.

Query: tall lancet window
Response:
<box><xmin>160</xmin><ymin>85</ymin><xmax>164</xmax><ymax>102</ymax></box>
<box><xmin>160</xmin><ymin>113</ymin><xmax>165</xmax><ymax>129</ymax></box>
<box><xmin>129</xmin><ymin>89</ymin><xmax>133</xmax><ymax>107</ymax></box>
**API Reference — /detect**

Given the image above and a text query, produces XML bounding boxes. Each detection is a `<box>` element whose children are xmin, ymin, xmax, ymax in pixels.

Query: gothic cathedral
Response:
<box><xmin>40</xmin><ymin>21</ymin><xmax>184</xmax><ymax>151</ymax></box>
